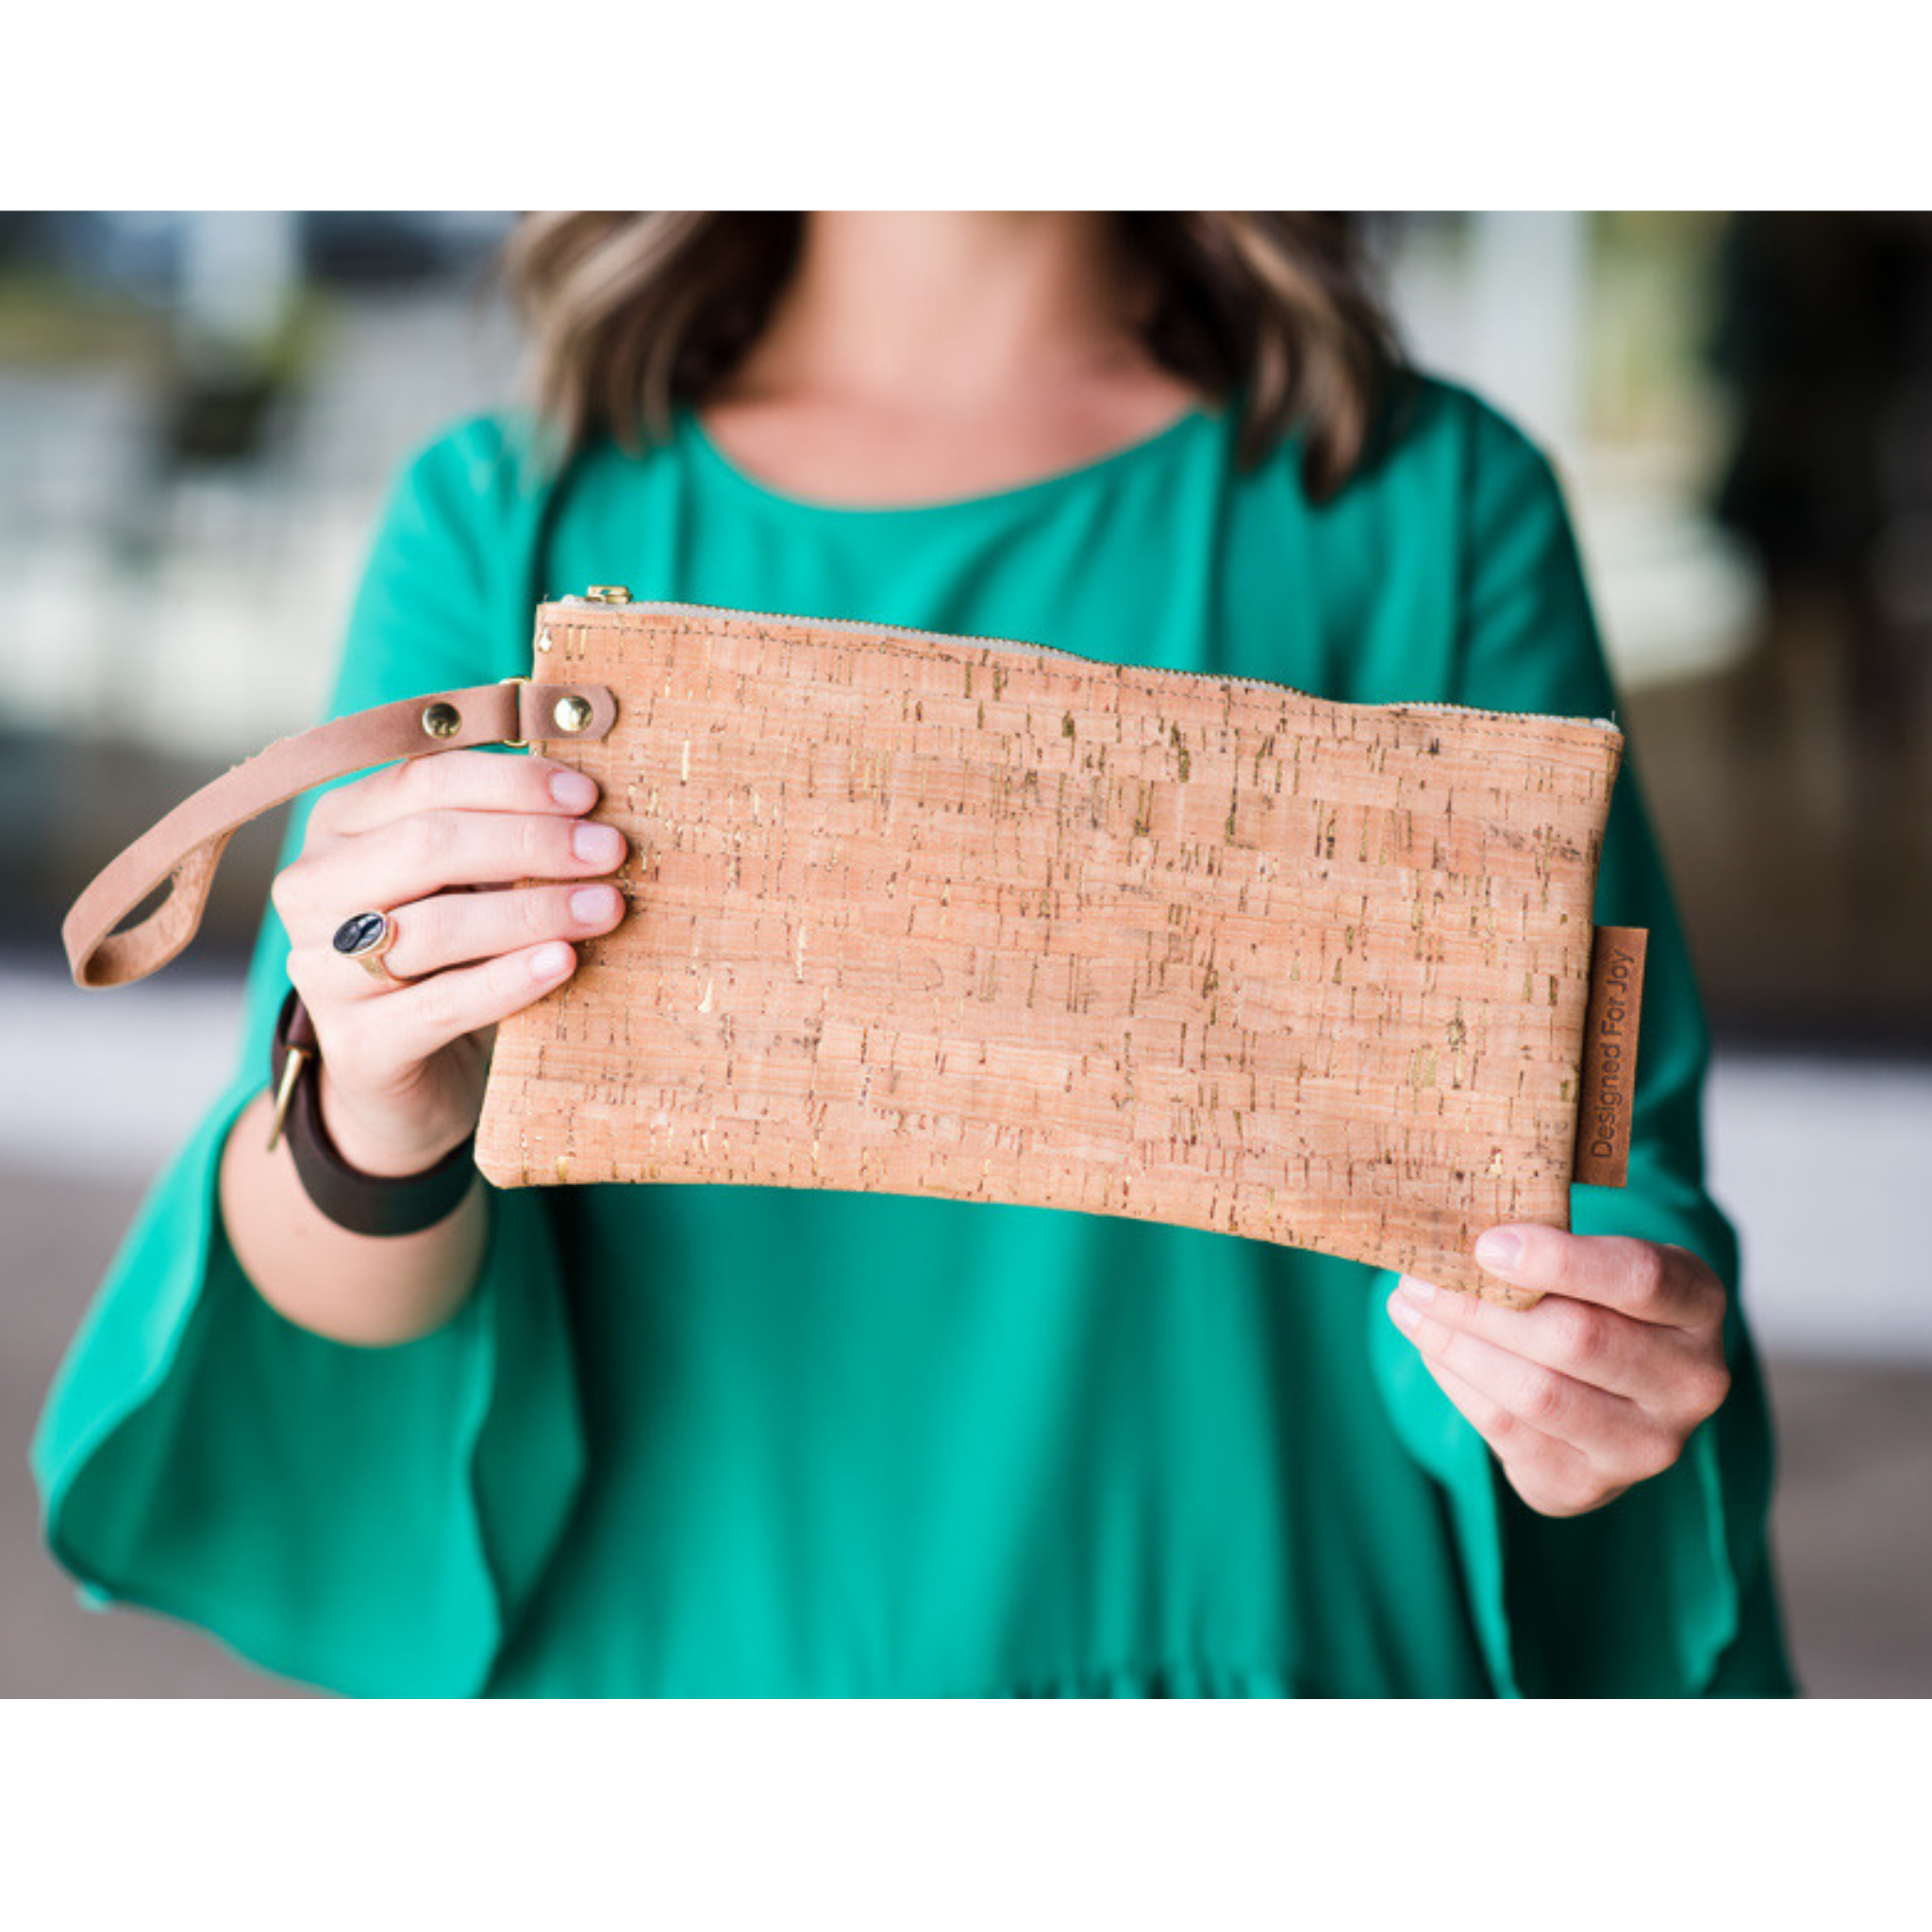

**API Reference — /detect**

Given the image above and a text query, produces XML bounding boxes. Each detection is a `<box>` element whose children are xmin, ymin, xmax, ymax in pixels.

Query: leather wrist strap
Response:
<box><xmin>268</xmin><ymin>986</ymin><xmax>477</xmax><ymax>1237</ymax></box>
<box><xmin>62</xmin><ymin>678</ymin><xmax>618</xmax><ymax>989</ymax></box>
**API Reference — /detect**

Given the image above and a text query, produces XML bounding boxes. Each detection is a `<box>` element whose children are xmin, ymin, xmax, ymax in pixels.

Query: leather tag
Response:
<box><xmin>1573</xmin><ymin>925</ymin><xmax>1648</xmax><ymax>1188</ymax></box>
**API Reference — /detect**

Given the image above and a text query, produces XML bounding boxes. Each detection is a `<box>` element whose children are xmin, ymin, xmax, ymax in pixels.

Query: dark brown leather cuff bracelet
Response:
<box><xmin>267</xmin><ymin>985</ymin><xmax>477</xmax><ymax>1237</ymax></box>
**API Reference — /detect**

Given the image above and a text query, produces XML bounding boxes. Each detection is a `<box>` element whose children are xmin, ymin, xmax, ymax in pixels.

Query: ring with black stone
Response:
<box><xmin>332</xmin><ymin>908</ymin><xmax>407</xmax><ymax>984</ymax></box>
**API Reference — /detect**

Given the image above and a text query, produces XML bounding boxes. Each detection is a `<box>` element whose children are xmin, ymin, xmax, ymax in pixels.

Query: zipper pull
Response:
<box><xmin>584</xmin><ymin>585</ymin><xmax>632</xmax><ymax>605</ymax></box>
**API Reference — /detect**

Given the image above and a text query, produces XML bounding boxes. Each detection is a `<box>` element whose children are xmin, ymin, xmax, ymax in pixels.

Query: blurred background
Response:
<box><xmin>0</xmin><ymin>212</ymin><xmax>1926</xmax><ymax>1696</ymax></box>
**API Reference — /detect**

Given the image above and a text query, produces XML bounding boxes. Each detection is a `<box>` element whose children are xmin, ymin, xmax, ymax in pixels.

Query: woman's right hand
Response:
<box><xmin>270</xmin><ymin>749</ymin><xmax>629</xmax><ymax>1176</ymax></box>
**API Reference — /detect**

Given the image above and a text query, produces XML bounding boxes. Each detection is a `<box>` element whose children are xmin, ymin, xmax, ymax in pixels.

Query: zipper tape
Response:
<box><xmin>554</xmin><ymin>595</ymin><xmax>1623</xmax><ymax>735</ymax></box>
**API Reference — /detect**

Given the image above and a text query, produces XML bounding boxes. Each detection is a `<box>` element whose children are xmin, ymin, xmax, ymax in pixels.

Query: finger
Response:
<box><xmin>334</xmin><ymin>940</ymin><xmax>581</xmax><ymax>1072</ymax></box>
<box><xmin>352</xmin><ymin>881</ymin><xmax>626</xmax><ymax>984</ymax></box>
<box><xmin>1419</xmin><ymin>1355</ymin><xmax>1620</xmax><ymax>1519</ymax></box>
<box><xmin>1390</xmin><ymin>1273</ymin><xmax>1694</xmax><ymax>1402</ymax></box>
<box><xmin>1385</xmin><ymin>1287</ymin><xmax>1655</xmax><ymax>1466</ymax></box>
<box><xmin>1473</xmin><ymin>1224</ymin><xmax>1722</xmax><ymax>1329</ymax></box>
<box><xmin>291</xmin><ymin>809</ymin><xmax>628</xmax><ymax>931</ymax></box>
<box><xmin>309</xmin><ymin>750</ymin><xmax>599</xmax><ymax>839</ymax></box>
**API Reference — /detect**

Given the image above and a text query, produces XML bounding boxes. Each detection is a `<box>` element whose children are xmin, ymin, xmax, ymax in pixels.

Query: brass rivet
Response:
<box><xmin>586</xmin><ymin>585</ymin><xmax>632</xmax><ymax>605</ymax></box>
<box><xmin>422</xmin><ymin>702</ymin><xmax>461</xmax><ymax>740</ymax></box>
<box><xmin>553</xmin><ymin>693</ymin><xmax>594</xmax><ymax>735</ymax></box>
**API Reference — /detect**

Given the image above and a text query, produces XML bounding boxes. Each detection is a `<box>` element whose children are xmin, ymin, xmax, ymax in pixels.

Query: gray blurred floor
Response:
<box><xmin>4</xmin><ymin>1160</ymin><xmax>1926</xmax><ymax>1698</ymax></box>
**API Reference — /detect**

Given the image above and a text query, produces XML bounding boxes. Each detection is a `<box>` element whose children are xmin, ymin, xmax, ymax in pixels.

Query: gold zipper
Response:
<box><xmin>558</xmin><ymin>591</ymin><xmax>1620</xmax><ymax>733</ymax></box>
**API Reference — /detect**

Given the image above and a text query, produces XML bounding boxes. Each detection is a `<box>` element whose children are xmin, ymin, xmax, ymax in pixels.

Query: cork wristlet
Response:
<box><xmin>474</xmin><ymin>599</ymin><xmax>1645</xmax><ymax>1307</ymax></box>
<box><xmin>62</xmin><ymin>596</ymin><xmax>1645</xmax><ymax>1307</ymax></box>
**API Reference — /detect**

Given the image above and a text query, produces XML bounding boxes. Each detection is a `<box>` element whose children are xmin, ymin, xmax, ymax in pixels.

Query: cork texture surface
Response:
<box><xmin>475</xmin><ymin>605</ymin><xmax>1625</xmax><ymax>1304</ymax></box>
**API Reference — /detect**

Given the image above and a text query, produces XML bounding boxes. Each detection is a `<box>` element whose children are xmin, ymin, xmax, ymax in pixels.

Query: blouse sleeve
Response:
<box><xmin>1365</xmin><ymin>391</ymin><xmax>1800</xmax><ymax>1696</ymax></box>
<box><xmin>29</xmin><ymin>415</ymin><xmax>588</xmax><ymax>1698</ymax></box>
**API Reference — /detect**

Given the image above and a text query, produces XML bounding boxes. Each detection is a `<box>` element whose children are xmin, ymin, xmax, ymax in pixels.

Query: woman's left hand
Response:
<box><xmin>1387</xmin><ymin>1225</ymin><xmax>1732</xmax><ymax>1519</ymax></box>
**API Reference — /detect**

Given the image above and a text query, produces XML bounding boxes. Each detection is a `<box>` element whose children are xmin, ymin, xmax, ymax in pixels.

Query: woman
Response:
<box><xmin>33</xmin><ymin>213</ymin><xmax>1797</xmax><ymax>1696</ymax></box>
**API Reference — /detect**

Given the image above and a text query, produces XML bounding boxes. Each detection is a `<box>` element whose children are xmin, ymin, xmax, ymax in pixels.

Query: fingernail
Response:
<box><xmin>1397</xmin><ymin>1275</ymin><xmax>1435</xmax><ymax>1305</ymax></box>
<box><xmin>1388</xmin><ymin>1291</ymin><xmax>1421</xmax><ymax>1329</ymax></box>
<box><xmin>573</xmin><ymin>822</ymin><xmax>624</xmax><ymax>864</ymax></box>
<box><xmin>1476</xmin><ymin>1229</ymin><xmax>1523</xmax><ymax>1271</ymax></box>
<box><xmin>550</xmin><ymin>769</ymin><xmax>596</xmax><ymax>809</ymax></box>
<box><xmin>530</xmin><ymin>941</ymin><xmax>574</xmax><ymax>979</ymax></box>
<box><xmin>570</xmin><ymin>885</ymin><xmax>620</xmax><ymax>923</ymax></box>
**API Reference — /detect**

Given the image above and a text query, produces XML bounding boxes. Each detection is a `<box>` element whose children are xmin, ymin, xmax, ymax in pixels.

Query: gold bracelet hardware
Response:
<box><xmin>266</xmin><ymin>1044</ymin><xmax>311</xmax><ymax>1152</ymax></box>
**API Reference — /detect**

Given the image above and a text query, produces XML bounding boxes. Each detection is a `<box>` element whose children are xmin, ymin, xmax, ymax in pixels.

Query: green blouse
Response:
<box><xmin>32</xmin><ymin>375</ymin><xmax>1798</xmax><ymax>1697</ymax></box>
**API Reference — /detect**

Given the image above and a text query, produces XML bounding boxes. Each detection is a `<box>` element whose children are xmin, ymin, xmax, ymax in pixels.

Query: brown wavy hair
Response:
<box><xmin>493</xmin><ymin>213</ymin><xmax>1407</xmax><ymax>503</ymax></box>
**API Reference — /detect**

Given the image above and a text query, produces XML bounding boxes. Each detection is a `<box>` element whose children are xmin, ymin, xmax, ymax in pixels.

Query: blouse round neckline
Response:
<box><xmin>678</xmin><ymin>394</ymin><xmax>1223</xmax><ymax>522</ymax></box>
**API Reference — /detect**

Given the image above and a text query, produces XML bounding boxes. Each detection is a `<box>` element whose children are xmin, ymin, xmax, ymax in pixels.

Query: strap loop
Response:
<box><xmin>62</xmin><ymin>680</ymin><xmax>617</xmax><ymax>989</ymax></box>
